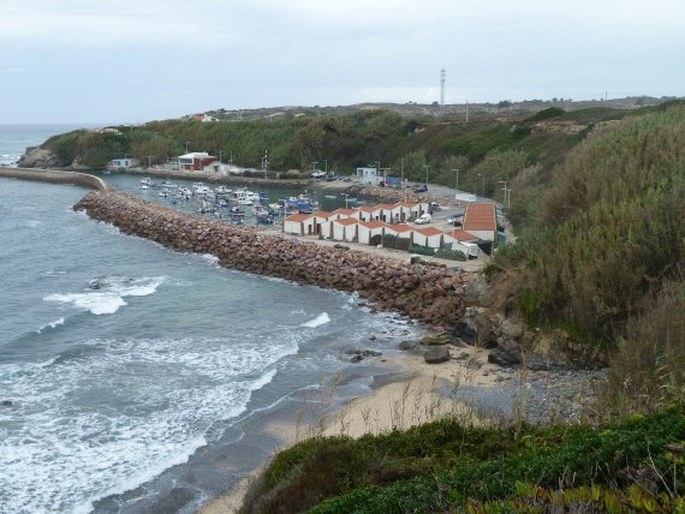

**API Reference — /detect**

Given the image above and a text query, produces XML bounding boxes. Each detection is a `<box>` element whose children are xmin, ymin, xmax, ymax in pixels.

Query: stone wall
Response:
<box><xmin>74</xmin><ymin>192</ymin><xmax>471</xmax><ymax>325</ymax></box>
<box><xmin>0</xmin><ymin>167</ymin><xmax>109</xmax><ymax>191</ymax></box>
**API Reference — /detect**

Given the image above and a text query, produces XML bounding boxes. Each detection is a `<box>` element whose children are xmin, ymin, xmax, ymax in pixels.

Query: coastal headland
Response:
<box><xmin>73</xmin><ymin>191</ymin><xmax>471</xmax><ymax>326</ymax></box>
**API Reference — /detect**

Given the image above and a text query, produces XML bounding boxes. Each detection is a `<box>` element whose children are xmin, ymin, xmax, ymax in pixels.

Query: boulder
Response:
<box><xmin>424</xmin><ymin>346</ymin><xmax>450</xmax><ymax>364</ymax></box>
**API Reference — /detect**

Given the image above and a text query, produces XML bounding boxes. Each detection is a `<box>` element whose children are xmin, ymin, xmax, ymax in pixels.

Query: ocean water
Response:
<box><xmin>0</xmin><ymin>124</ymin><xmax>97</xmax><ymax>167</ymax></box>
<box><xmin>0</xmin><ymin>127</ymin><xmax>421</xmax><ymax>513</ymax></box>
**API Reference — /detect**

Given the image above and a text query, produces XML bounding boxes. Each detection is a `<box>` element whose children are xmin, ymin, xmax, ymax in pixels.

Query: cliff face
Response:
<box><xmin>17</xmin><ymin>147</ymin><xmax>62</xmax><ymax>169</ymax></box>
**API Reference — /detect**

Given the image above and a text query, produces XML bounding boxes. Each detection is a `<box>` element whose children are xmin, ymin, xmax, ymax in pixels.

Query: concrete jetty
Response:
<box><xmin>0</xmin><ymin>167</ymin><xmax>110</xmax><ymax>191</ymax></box>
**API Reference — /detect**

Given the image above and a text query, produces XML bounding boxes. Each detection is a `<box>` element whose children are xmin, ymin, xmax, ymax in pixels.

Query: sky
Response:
<box><xmin>1</xmin><ymin>0</ymin><xmax>684</xmax><ymax>124</ymax></box>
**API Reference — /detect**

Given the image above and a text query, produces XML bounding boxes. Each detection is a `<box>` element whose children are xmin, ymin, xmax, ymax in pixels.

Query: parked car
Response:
<box><xmin>414</xmin><ymin>213</ymin><xmax>432</xmax><ymax>225</ymax></box>
<box><xmin>446</xmin><ymin>215</ymin><xmax>462</xmax><ymax>226</ymax></box>
<box><xmin>413</xmin><ymin>184</ymin><xmax>428</xmax><ymax>193</ymax></box>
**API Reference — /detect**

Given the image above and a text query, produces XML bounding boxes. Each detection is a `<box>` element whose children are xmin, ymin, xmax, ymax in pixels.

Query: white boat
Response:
<box><xmin>161</xmin><ymin>180</ymin><xmax>178</xmax><ymax>189</ymax></box>
<box><xmin>214</xmin><ymin>185</ymin><xmax>232</xmax><ymax>195</ymax></box>
<box><xmin>231</xmin><ymin>187</ymin><xmax>259</xmax><ymax>204</ymax></box>
<box><xmin>140</xmin><ymin>177</ymin><xmax>155</xmax><ymax>188</ymax></box>
<box><xmin>192</xmin><ymin>182</ymin><xmax>212</xmax><ymax>196</ymax></box>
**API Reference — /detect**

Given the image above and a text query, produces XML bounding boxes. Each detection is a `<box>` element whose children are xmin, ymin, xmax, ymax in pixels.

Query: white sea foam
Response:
<box><xmin>0</xmin><ymin>333</ymin><xmax>297</xmax><ymax>514</ymax></box>
<box><xmin>300</xmin><ymin>312</ymin><xmax>331</xmax><ymax>328</ymax></box>
<box><xmin>36</xmin><ymin>317</ymin><xmax>66</xmax><ymax>333</ymax></box>
<box><xmin>43</xmin><ymin>276</ymin><xmax>165</xmax><ymax>315</ymax></box>
<box><xmin>196</xmin><ymin>253</ymin><xmax>220</xmax><ymax>266</ymax></box>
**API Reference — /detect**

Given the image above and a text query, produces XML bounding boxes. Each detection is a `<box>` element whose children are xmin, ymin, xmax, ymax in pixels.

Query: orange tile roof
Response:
<box><xmin>463</xmin><ymin>203</ymin><xmax>497</xmax><ymax>231</ymax></box>
<box><xmin>333</xmin><ymin>208</ymin><xmax>357</xmax><ymax>216</ymax></box>
<box><xmin>396</xmin><ymin>201</ymin><xmax>418</xmax><ymax>208</ymax></box>
<box><xmin>361</xmin><ymin>220</ymin><xmax>385</xmax><ymax>229</ymax></box>
<box><xmin>447</xmin><ymin>229</ymin><xmax>478</xmax><ymax>241</ymax></box>
<box><xmin>314</xmin><ymin>210</ymin><xmax>334</xmax><ymax>219</ymax></box>
<box><xmin>285</xmin><ymin>213</ymin><xmax>314</xmax><ymax>222</ymax></box>
<box><xmin>418</xmin><ymin>227</ymin><xmax>444</xmax><ymax>236</ymax></box>
<box><xmin>393</xmin><ymin>223</ymin><xmax>414</xmax><ymax>233</ymax></box>
<box><xmin>378</xmin><ymin>204</ymin><xmax>396</xmax><ymax>211</ymax></box>
<box><xmin>358</xmin><ymin>205</ymin><xmax>378</xmax><ymax>212</ymax></box>
<box><xmin>336</xmin><ymin>217</ymin><xmax>359</xmax><ymax>226</ymax></box>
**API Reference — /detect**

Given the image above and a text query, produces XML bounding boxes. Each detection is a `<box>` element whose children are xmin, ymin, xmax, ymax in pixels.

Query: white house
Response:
<box><xmin>358</xmin><ymin>220</ymin><xmax>385</xmax><ymax>245</ymax></box>
<box><xmin>313</xmin><ymin>210</ymin><xmax>334</xmax><ymax>236</ymax></box>
<box><xmin>463</xmin><ymin>203</ymin><xmax>497</xmax><ymax>242</ymax></box>
<box><xmin>332</xmin><ymin>218</ymin><xmax>359</xmax><ymax>242</ymax></box>
<box><xmin>107</xmin><ymin>157</ymin><xmax>139</xmax><ymax>170</ymax></box>
<box><xmin>356</xmin><ymin>205</ymin><xmax>381</xmax><ymax>222</ymax></box>
<box><xmin>331</xmin><ymin>208</ymin><xmax>358</xmax><ymax>220</ymax></box>
<box><xmin>415</xmin><ymin>227</ymin><xmax>444</xmax><ymax>249</ymax></box>
<box><xmin>356</xmin><ymin>166</ymin><xmax>381</xmax><ymax>185</ymax></box>
<box><xmin>283</xmin><ymin>213</ymin><xmax>315</xmax><ymax>236</ymax></box>
<box><xmin>393</xmin><ymin>224</ymin><xmax>415</xmax><ymax>244</ymax></box>
<box><xmin>443</xmin><ymin>229</ymin><xmax>482</xmax><ymax>257</ymax></box>
<box><xmin>178</xmin><ymin>152</ymin><xmax>217</xmax><ymax>171</ymax></box>
<box><xmin>375</xmin><ymin>204</ymin><xmax>396</xmax><ymax>223</ymax></box>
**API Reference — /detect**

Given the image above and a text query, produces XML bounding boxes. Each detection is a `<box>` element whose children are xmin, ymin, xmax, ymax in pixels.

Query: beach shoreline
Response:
<box><xmin>198</xmin><ymin>340</ymin><xmax>602</xmax><ymax>513</ymax></box>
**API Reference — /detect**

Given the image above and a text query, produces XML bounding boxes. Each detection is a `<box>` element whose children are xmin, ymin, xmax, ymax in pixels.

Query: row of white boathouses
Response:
<box><xmin>282</xmin><ymin>202</ymin><xmax>486</xmax><ymax>257</ymax></box>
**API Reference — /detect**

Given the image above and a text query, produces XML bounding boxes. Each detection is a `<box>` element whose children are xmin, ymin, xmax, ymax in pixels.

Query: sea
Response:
<box><xmin>0</xmin><ymin>125</ymin><xmax>422</xmax><ymax>513</ymax></box>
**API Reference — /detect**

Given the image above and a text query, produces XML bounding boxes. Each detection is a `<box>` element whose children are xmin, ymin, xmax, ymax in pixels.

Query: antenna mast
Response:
<box><xmin>440</xmin><ymin>68</ymin><xmax>446</xmax><ymax>114</ymax></box>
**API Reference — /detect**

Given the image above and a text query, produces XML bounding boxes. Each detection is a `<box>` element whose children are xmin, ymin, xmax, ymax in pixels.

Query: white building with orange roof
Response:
<box><xmin>393</xmin><ymin>223</ymin><xmax>415</xmax><ymax>244</ymax></box>
<box><xmin>462</xmin><ymin>203</ymin><xmax>497</xmax><ymax>242</ymax></box>
<box><xmin>356</xmin><ymin>205</ymin><xmax>381</xmax><ymax>222</ymax></box>
<box><xmin>414</xmin><ymin>226</ymin><xmax>445</xmax><ymax>249</ymax></box>
<box><xmin>375</xmin><ymin>203</ymin><xmax>397</xmax><ymax>223</ymax></box>
<box><xmin>331</xmin><ymin>208</ymin><xmax>358</xmax><ymax>220</ymax></box>
<box><xmin>283</xmin><ymin>213</ymin><xmax>315</xmax><ymax>236</ymax></box>
<box><xmin>332</xmin><ymin>217</ymin><xmax>359</xmax><ymax>242</ymax></box>
<box><xmin>358</xmin><ymin>220</ymin><xmax>385</xmax><ymax>245</ymax></box>
<box><xmin>313</xmin><ymin>210</ymin><xmax>334</xmax><ymax>236</ymax></box>
<box><xmin>443</xmin><ymin>229</ymin><xmax>483</xmax><ymax>257</ymax></box>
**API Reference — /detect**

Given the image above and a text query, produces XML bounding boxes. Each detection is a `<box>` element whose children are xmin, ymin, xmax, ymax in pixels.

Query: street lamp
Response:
<box><xmin>147</xmin><ymin>155</ymin><xmax>151</xmax><ymax>169</ymax></box>
<box><xmin>477</xmin><ymin>173</ymin><xmax>485</xmax><ymax>196</ymax></box>
<box><xmin>219</xmin><ymin>151</ymin><xmax>223</xmax><ymax>164</ymax></box>
<box><xmin>323</xmin><ymin>159</ymin><xmax>328</xmax><ymax>173</ymax></box>
<box><xmin>185</xmin><ymin>141</ymin><xmax>189</xmax><ymax>153</ymax></box>
<box><xmin>452</xmin><ymin>168</ymin><xmax>459</xmax><ymax>190</ymax></box>
<box><xmin>424</xmin><ymin>165</ymin><xmax>429</xmax><ymax>185</ymax></box>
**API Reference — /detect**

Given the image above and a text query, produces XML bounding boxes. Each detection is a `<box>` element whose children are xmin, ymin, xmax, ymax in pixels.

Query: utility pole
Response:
<box><xmin>477</xmin><ymin>173</ymin><xmax>485</xmax><ymax>196</ymax></box>
<box><xmin>262</xmin><ymin>150</ymin><xmax>269</xmax><ymax>179</ymax></box>
<box><xmin>147</xmin><ymin>155</ymin><xmax>151</xmax><ymax>169</ymax></box>
<box><xmin>424</xmin><ymin>165</ymin><xmax>429</xmax><ymax>185</ymax></box>
<box><xmin>219</xmin><ymin>151</ymin><xmax>223</xmax><ymax>164</ymax></box>
<box><xmin>401</xmin><ymin>158</ymin><xmax>407</xmax><ymax>202</ymax></box>
<box><xmin>499</xmin><ymin>180</ymin><xmax>511</xmax><ymax>208</ymax></box>
<box><xmin>452</xmin><ymin>168</ymin><xmax>459</xmax><ymax>190</ymax></box>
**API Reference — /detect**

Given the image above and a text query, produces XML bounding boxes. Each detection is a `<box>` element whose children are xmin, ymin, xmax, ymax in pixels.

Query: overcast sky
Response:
<box><xmin>2</xmin><ymin>0</ymin><xmax>683</xmax><ymax>123</ymax></box>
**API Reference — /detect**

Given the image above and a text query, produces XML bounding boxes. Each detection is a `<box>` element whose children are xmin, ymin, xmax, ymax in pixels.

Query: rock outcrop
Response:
<box><xmin>74</xmin><ymin>192</ymin><xmax>472</xmax><ymax>326</ymax></box>
<box><xmin>17</xmin><ymin>147</ymin><xmax>62</xmax><ymax>169</ymax></box>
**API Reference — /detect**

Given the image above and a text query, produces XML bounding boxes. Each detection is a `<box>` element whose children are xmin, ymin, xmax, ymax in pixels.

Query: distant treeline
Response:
<box><xmin>40</xmin><ymin>105</ymin><xmax>639</xmax><ymax>200</ymax></box>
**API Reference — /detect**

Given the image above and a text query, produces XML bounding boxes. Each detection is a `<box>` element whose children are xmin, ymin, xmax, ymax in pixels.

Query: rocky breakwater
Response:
<box><xmin>74</xmin><ymin>192</ymin><xmax>471</xmax><ymax>325</ymax></box>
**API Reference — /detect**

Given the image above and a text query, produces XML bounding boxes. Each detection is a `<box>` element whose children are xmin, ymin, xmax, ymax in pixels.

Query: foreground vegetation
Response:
<box><xmin>240</xmin><ymin>404</ymin><xmax>685</xmax><ymax>513</ymax></box>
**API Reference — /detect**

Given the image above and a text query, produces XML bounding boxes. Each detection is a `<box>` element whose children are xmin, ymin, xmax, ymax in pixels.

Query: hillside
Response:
<box><xmin>487</xmin><ymin>101</ymin><xmax>685</xmax><ymax>413</ymax></box>
<box><xmin>19</xmin><ymin>99</ymin><xmax>653</xmax><ymax>207</ymax></box>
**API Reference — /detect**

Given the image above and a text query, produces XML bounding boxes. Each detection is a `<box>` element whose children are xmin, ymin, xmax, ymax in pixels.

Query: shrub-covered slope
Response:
<box><xmin>490</xmin><ymin>103</ymin><xmax>685</xmax><ymax>412</ymax></box>
<box><xmin>240</xmin><ymin>404</ymin><xmax>685</xmax><ymax>513</ymax></box>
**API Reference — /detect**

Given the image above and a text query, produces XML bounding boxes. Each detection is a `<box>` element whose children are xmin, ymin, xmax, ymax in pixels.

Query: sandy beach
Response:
<box><xmin>198</xmin><ymin>344</ymin><xmax>494</xmax><ymax>514</ymax></box>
